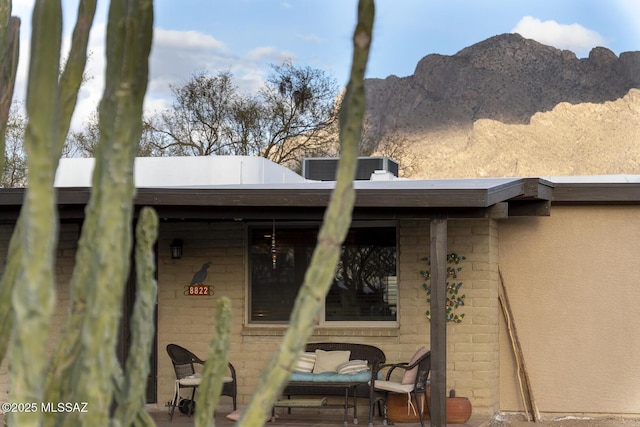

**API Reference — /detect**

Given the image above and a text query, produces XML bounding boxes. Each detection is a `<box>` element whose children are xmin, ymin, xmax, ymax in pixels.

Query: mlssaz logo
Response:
<box><xmin>40</xmin><ymin>402</ymin><xmax>89</xmax><ymax>413</ymax></box>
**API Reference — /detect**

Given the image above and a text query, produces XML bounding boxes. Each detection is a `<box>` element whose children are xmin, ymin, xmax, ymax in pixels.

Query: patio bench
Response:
<box><xmin>275</xmin><ymin>342</ymin><xmax>386</xmax><ymax>426</ymax></box>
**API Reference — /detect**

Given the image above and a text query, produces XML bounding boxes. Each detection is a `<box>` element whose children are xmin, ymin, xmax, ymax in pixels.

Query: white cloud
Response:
<box><xmin>246</xmin><ymin>46</ymin><xmax>295</xmax><ymax>63</ymax></box>
<box><xmin>143</xmin><ymin>97</ymin><xmax>170</xmax><ymax>117</ymax></box>
<box><xmin>295</xmin><ymin>33</ymin><xmax>324</xmax><ymax>44</ymax></box>
<box><xmin>511</xmin><ymin>16</ymin><xmax>607</xmax><ymax>57</ymax></box>
<box><xmin>153</xmin><ymin>28</ymin><xmax>228</xmax><ymax>52</ymax></box>
<box><xmin>146</xmin><ymin>31</ymin><xmax>290</xmax><ymax>112</ymax></box>
<box><xmin>11</xmin><ymin>0</ymin><xmax>35</xmax><ymax>17</ymax></box>
<box><xmin>149</xmin><ymin>28</ymin><xmax>231</xmax><ymax>93</ymax></box>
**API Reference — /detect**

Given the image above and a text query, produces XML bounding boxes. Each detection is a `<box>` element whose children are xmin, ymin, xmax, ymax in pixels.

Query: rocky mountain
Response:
<box><xmin>364</xmin><ymin>33</ymin><xmax>640</xmax><ymax>178</ymax></box>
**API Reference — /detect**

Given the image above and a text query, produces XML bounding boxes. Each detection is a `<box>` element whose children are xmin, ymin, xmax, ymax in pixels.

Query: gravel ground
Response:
<box><xmin>485</xmin><ymin>413</ymin><xmax>640</xmax><ymax>427</ymax></box>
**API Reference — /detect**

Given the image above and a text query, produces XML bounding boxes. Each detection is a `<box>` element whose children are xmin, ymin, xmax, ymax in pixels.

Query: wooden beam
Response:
<box><xmin>521</xmin><ymin>177</ymin><xmax>554</xmax><ymax>200</ymax></box>
<box><xmin>429</xmin><ymin>216</ymin><xmax>448</xmax><ymax>427</ymax></box>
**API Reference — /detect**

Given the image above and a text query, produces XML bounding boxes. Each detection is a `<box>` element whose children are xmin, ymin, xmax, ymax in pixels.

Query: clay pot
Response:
<box><xmin>387</xmin><ymin>387</ymin><xmax>472</xmax><ymax>424</ymax></box>
<box><xmin>445</xmin><ymin>396</ymin><xmax>472</xmax><ymax>424</ymax></box>
<box><xmin>386</xmin><ymin>392</ymin><xmax>429</xmax><ymax>423</ymax></box>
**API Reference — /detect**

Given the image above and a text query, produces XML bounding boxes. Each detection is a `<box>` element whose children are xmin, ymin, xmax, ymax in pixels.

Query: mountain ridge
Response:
<box><xmin>363</xmin><ymin>33</ymin><xmax>640</xmax><ymax>178</ymax></box>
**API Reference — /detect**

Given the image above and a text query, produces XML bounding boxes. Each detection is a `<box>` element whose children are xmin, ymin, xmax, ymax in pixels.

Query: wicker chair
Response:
<box><xmin>166</xmin><ymin>344</ymin><xmax>237</xmax><ymax>420</ymax></box>
<box><xmin>368</xmin><ymin>347</ymin><xmax>431</xmax><ymax>427</ymax></box>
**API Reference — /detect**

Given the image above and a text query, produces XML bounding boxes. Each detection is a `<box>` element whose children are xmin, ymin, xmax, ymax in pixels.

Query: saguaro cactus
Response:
<box><xmin>0</xmin><ymin>0</ymin><xmax>19</xmax><ymax>169</ymax></box>
<box><xmin>0</xmin><ymin>0</ymin><xmax>154</xmax><ymax>426</ymax></box>
<box><xmin>1</xmin><ymin>1</ymin><xmax>375</xmax><ymax>426</ymax></box>
<box><xmin>237</xmin><ymin>1</ymin><xmax>375</xmax><ymax>426</ymax></box>
<box><xmin>0</xmin><ymin>0</ymin><xmax>20</xmax><ymax>365</ymax></box>
<box><xmin>0</xmin><ymin>0</ymin><xmax>96</xmax><ymax>364</ymax></box>
<box><xmin>5</xmin><ymin>1</ymin><xmax>94</xmax><ymax>425</ymax></box>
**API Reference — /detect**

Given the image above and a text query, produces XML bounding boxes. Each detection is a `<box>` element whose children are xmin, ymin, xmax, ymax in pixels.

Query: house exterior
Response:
<box><xmin>1</xmin><ymin>156</ymin><xmax>639</xmax><ymax>419</ymax></box>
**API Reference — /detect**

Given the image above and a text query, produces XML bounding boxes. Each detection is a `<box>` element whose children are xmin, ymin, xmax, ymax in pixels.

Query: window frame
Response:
<box><xmin>246</xmin><ymin>220</ymin><xmax>399</xmax><ymax>328</ymax></box>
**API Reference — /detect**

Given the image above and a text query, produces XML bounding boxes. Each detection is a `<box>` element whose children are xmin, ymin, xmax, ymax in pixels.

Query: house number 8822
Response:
<box><xmin>184</xmin><ymin>285</ymin><xmax>213</xmax><ymax>296</ymax></box>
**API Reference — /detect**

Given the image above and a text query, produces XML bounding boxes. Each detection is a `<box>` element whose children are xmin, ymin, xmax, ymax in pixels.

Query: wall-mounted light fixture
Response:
<box><xmin>170</xmin><ymin>239</ymin><xmax>183</xmax><ymax>259</ymax></box>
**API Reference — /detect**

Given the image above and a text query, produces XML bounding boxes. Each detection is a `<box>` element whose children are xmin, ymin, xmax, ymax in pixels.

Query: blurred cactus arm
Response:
<box><xmin>55</xmin><ymin>0</ymin><xmax>154</xmax><ymax>425</ymax></box>
<box><xmin>7</xmin><ymin>1</ymin><xmax>64</xmax><ymax>426</ymax></box>
<box><xmin>0</xmin><ymin>0</ymin><xmax>96</xmax><ymax>369</ymax></box>
<box><xmin>195</xmin><ymin>297</ymin><xmax>232</xmax><ymax>427</ymax></box>
<box><xmin>113</xmin><ymin>207</ymin><xmax>159</xmax><ymax>427</ymax></box>
<box><xmin>237</xmin><ymin>1</ymin><xmax>374</xmax><ymax>426</ymax></box>
<box><xmin>55</xmin><ymin>0</ymin><xmax>97</xmax><ymax>153</ymax></box>
<box><xmin>0</xmin><ymin>0</ymin><xmax>19</xmax><ymax>168</ymax></box>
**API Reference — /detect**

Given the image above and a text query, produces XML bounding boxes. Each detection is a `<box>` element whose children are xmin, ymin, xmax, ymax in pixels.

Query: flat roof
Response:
<box><xmin>1</xmin><ymin>177</ymin><xmax>553</xmax><ymax>221</ymax></box>
<box><xmin>3</xmin><ymin>156</ymin><xmax>639</xmax><ymax>222</ymax></box>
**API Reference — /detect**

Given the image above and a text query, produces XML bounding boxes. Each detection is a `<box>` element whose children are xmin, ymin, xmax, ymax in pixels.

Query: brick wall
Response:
<box><xmin>0</xmin><ymin>218</ymin><xmax>500</xmax><ymax>417</ymax></box>
<box><xmin>157</xmin><ymin>221</ymin><xmax>246</xmax><ymax>408</ymax></box>
<box><xmin>0</xmin><ymin>223</ymin><xmax>79</xmax><ymax>403</ymax></box>
<box><xmin>397</xmin><ymin>219</ymin><xmax>500</xmax><ymax>416</ymax></box>
<box><xmin>156</xmin><ymin>219</ymin><xmax>500</xmax><ymax>416</ymax></box>
<box><xmin>0</xmin><ymin>224</ymin><xmax>11</xmax><ymax>402</ymax></box>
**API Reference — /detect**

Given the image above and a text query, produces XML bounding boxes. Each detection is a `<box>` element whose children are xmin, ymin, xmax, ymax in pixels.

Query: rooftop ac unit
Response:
<box><xmin>302</xmin><ymin>157</ymin><xmax>399</xmax><ymax>181</ymax></box>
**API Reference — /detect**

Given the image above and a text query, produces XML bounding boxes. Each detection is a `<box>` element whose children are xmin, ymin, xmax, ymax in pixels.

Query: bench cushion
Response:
<box><xmin>290</xmin><ymin>371</ymin><xmax>373</xmax><ymax>383</ymax></box>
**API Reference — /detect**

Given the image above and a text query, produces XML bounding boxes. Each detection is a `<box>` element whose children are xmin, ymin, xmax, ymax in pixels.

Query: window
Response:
<box><xmin>249</xmin><ymin>224</ymin><xmax>397</xmax><ymax>324</ymax></box>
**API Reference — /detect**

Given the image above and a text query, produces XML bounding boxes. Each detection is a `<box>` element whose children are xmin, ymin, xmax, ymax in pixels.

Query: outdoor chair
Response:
<box><xmin>166</xmin><ymin>343</ymin><xmax>237</xmax><ymax>420</ymax></box>
<box><xmin>368</xmin><ymin>347</ymin><xmax>431</xmax><ymax>427</ymax></box>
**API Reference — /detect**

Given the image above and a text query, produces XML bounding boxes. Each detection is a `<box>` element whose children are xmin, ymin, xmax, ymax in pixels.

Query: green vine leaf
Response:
<box><xmin>422</xmin><ymin>252</ymin><xmax>466</xmax><ymax>323</ymax></box>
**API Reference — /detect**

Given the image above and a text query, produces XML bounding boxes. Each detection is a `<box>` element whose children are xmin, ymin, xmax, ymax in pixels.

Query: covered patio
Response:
<box><xmin>0</xmin><ymin>156</ymin><xmax>555</xmax><ymax>425</ymax></box>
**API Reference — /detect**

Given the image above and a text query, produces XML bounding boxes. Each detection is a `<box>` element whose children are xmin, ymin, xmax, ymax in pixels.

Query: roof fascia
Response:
<box><xmin>552</xmin><ymin>182</ymin><xmax>640</xmax><ymax>204</ymax></box>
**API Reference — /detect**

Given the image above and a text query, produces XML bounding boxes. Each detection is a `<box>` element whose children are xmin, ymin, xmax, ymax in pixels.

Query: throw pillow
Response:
<box><xmin>226</xmin><ymin>409</ymin><xmax>242</xmax><ymax>421</ymax></box>
<box><xmin>294</xmin><ymin>352</ymin><xmax>317</xmax><ymax>373</ymax></box>
<box><xmin>337</xmin><ymin>359</ymin><xmax>369</xmax><ymax>375</ymax></box>
<box><xmin>312</xmin><ymin>350</ymin><xmax>351</xmax><ymax>373</ymax></box>
<box><xmin>401</xmin><ymin>346</ymin><xmax>429</xmax><ymax>384</ymax></box>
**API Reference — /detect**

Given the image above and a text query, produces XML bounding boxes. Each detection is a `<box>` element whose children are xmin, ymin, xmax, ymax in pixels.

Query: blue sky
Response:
<box><xmin>10</xmin><ymin>0</ymin><xmax>640</xmax><ymax>128</ymax></box>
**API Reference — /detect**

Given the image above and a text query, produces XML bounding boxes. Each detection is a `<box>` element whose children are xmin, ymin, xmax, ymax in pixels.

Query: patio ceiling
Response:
<box><xmin>0</xmin><ymin>177</ymin><xmax>554</xmax><ymax>222</ymax></box>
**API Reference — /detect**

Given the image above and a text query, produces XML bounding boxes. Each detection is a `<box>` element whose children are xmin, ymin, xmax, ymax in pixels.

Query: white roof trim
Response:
<box><xmin>54</xmin><ymin>156</ymin><xmax>310</xmax><ymax>188</ymax></box>
<box><xmin>544</xmin><ymin>175</ymin><xmax>640</xmax><ymax>183</ymax></box>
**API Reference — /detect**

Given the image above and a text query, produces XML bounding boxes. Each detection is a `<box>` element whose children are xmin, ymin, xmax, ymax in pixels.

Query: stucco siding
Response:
<box><xmin>498</xmin><ymin>206</ymin><xmax>640</xmax><ymax>416</ymax></box>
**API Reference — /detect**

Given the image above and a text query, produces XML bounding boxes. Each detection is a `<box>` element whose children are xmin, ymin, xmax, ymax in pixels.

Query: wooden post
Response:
<box><xmin>430</xmin><ymin>216</ymin><xmax>447</xmax><ymax>427</ymax></box>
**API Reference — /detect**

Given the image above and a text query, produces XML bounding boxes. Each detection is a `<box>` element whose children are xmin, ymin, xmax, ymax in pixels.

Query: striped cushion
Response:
<box><xmin>337</xmin><ymin>359</ymin><xmax>369</xmax><ymax>375</ymax></box>
<box><xmin>294</xmin><ymin>352</ymin><xmax>317</xmax><ymax>373</ymax></box>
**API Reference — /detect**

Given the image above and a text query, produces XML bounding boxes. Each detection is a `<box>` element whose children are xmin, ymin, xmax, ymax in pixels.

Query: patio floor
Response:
<box><xmin>0</xmin><ymin>408</ymin><xmax>490</xmax><ymax>426</ymax></box>
<box><xmin>150</xmin><ymin>407</ymin><xmax>490</xmax><ymax>427</ymax></box>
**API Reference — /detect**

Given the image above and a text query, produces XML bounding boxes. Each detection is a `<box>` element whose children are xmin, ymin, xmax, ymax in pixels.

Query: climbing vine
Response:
<box><xmin>421</xmin><ymin>253</ymin><xmax>466</xmax><ymax>323</ymax></box>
